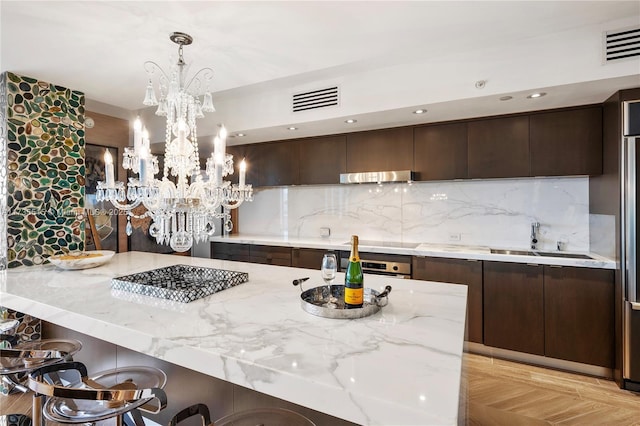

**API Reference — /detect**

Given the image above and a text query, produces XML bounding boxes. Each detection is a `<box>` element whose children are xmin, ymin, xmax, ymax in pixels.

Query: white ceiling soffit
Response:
<box><xmin>2</xmin><ymin>1</ymin><xmax>640</xmax><ymax>145</ymax></box>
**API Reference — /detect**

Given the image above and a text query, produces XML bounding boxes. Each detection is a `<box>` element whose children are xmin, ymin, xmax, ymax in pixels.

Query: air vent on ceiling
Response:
<box><xmin>605</xmin><ymin>26</ymin><xmax>640</xmax><ymax>62</ymax></box>
<box><xmin>292</xmin><ymin>86</ymin><xmax>339</xmax><ymax>112</ymax></box>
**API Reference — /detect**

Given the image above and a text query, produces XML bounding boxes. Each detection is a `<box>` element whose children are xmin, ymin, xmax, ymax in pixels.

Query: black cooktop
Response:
<box><xmin>343</xmin><ymin>240</ymin><xmax>420</xmax><ymax>249</ymax></box>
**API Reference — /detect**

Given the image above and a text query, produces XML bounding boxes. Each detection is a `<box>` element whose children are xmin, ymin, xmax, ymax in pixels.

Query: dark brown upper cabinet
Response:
<box><xmin>414</xmin><ymin>122</ymin><xmax>468</xmax><ymax>181</ymax></box>
<box><xmin>238</xmin><ymin>144</ymin><xmax>262</xmax><ymax>187</ymax></box>
<box><xmin>346</xmin><ymin>127</ymin><xmax>413</xmax><ymax>173</ymax></box>
<box><xmin>530</xmin><ymin>106</ymin><xmax>603</xmax><ymax>176</ymax></box>
<box><xmin>225</xmin><ymin>144</ymin><xmax>244</xmax><ymax>185</ymax></box>
<box><xmin>298</xmin><ymin>135</ymin><xmax>347</xmax><ymax>185</ymax></box>
<box><xmin>257</xmin><ymin>140</ymin><xmax>299</xmax><ymax>186</ymax></box>
<box><xmin>468</xmin><ymin>115</ymin><xmax>530</xmax><ymax>178</ymax></box>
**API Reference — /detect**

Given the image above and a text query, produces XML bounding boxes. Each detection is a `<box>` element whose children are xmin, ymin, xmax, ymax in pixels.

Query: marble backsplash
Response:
<box><xmin>238</xmin><ymin>177</ymin><xmax>591</xmax><ymax>252</ymax></box>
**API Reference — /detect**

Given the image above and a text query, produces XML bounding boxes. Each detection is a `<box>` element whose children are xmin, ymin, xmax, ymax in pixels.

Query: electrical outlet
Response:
<box><xmin>448</xmin><ymin>232</ymin><xmax>461</xmax><ymax>242</ymax></box>
<box><xmin>320</xmin><ymin>227</ymin><xmax>331</xmax><ymax>238</ymax></box>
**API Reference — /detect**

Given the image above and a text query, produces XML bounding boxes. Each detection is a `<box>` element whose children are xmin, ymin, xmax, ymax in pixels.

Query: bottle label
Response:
<box><xmin>344</xmin><ymin>287</ymin><xmax>363</xmax><ymax>305</ymax></box>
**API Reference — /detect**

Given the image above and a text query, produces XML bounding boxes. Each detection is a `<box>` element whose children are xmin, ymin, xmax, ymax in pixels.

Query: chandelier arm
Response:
<box><xmin>222</xmin><ymin>199</ymin><xmax>244</xmax><ymax>210</ymax></box>
<box><xmin>183</xmin><ymin>67</ymin><xmax>214</xmax><ymax>94</ymax></box>
<box><xmin>110</xmin><ymin>199</ymin><xmax>143</xmax><ymax>212</ymax></box>
<box><xmin>200</xmin><ymin>196</ymin><xmax>223</xmax><ymax>211</ymax></box>
<box><xmin>144</xmin><ymin>61</ymin><xmax>170</xmax><ymax>82</ymax></box>
<box><xmin>141</xmin><ymin>198</ymin><xmax>162</xmax><ymax>211</ymax></box>
<box><xmin>131</xmin><ymin>211</ymin><xmax>153</xmax><ymax>219</ymax></box>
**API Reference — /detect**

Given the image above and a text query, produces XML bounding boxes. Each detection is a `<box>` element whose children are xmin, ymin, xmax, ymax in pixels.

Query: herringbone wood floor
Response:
<box><xmin>461</xmin><ymin>353</ymin><xmax>640</xmax><ymax>425</ymax></box>
<box><xmin>2</xmin><ymin>353</ymin><xmax>640</xmax><ymax>425</ymax></box>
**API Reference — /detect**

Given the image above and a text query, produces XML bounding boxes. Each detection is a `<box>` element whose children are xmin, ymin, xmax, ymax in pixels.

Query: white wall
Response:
<box><xmin>239</xmin><ymin>177</ymin><xmax>590</xmax><ymax>252</ymax></box>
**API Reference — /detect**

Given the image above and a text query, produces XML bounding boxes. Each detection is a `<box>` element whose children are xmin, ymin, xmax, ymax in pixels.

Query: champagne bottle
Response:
<box><xmin>344</xmin><ymin>235</ymin><xmax>364</xmax><ymax>308</ymax></box>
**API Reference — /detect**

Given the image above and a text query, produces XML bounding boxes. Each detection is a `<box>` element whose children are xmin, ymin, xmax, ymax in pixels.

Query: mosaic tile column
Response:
<box><xmin>1</xmin><ymin>72</ymin><xmax>85</xmax><ymax>344</ymax></box>
<box><xmin>4</xmin><ymin>72</ymin><xmax>85</xmax><ymax>267</ymax></box>
<box><xmin>0</xmin><ymin>73</ymin><xmax>8</xmax><ymax>270</ymax></box>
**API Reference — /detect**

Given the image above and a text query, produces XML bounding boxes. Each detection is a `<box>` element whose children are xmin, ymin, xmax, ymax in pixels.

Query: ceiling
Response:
<box><xmin>2</xmin><ymin>1</ymin><xmax>640</xmax><ymax>150</ymax></box>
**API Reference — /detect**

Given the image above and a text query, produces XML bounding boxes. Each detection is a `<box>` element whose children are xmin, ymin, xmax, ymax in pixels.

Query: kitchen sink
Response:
<box><xmin>490</xmin><ymin>249</ymin><xmax>536</xmax><ymax>256</ymax></box>
<box><xmin>490</xmin><ymin>248</ymin><xmax>594</xmax><ymax>260</ymax></box>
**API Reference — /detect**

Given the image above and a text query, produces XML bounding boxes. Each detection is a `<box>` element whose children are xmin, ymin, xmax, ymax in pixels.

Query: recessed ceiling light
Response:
<box><xmin>287</xmin><ymin>126</ymin><xmax>298</xmax><ymax>130</ymax></box>
<box><xmin>413</xmin><ymin>109</ymin><xmax>427</xmax><ymax>114</ymax></box>
<box><xmin>345</xmin><ymin>119</ymin><xmax>357</xmax><ymax>124</ymax></box>
<box><xmin>236</xmin><ymin>133</ymin><xmax>246</xmax><ymax>137</ymax></box>
<box><xmin>527</xmin><ymin>92</ymin><xmax>547</xmax><ymax>99</ymax></box>
<box><xmin>499</xmin><ymin>96</ymin><xmax>513</xmax><ymax>101</ymax></box>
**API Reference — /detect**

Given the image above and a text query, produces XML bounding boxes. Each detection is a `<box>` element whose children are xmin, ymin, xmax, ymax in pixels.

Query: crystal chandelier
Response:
<box><xmin>96</xmin><ymin>32</ymin><xmax>253</xmax><ymax>252</ymax></box>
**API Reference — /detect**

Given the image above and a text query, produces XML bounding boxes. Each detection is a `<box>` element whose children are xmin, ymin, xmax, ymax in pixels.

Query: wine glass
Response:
<box><xmin>321</xmin><ymin>253</ymin><xmax>338</xmax><ymax>308</ymax></box>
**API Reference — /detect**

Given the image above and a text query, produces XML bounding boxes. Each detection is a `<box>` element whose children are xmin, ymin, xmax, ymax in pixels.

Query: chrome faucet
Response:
<box><xmin>530</xmin><ymin>222</ymin><xmax>540</xmax><ymax>250</ymax></box>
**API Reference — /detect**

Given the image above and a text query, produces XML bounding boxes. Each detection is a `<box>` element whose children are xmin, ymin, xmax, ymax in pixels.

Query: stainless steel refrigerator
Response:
<box><xmin>622</xmin><ymin>99</ymin><xmax>640</xmax><ymax>390</ymax></box>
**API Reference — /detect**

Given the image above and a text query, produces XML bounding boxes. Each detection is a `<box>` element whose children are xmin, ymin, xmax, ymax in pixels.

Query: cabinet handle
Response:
<box><xmin>526</xmin><ymin>263</ymin><xmax>540</xmax><ymax>267</ymax></box>
<box><xmin>549</xmin><ymin>265</ymin><xmax>563</xmax><ymax>268</ymax></box>
<box><xmin>466</xmin><ymin>259</ymin><xmax>479</xmax><ymax>262</ymax></box>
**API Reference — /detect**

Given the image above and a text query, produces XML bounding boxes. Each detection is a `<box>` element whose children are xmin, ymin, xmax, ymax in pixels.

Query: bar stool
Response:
<box><xmin>28</xmin><ymin>361</ymin><xmax>167</xmax><ymax>426</ymax></box>
<box><xmin>168</xmin><ymin>403</ymin><xmax>315</xmax><ymax>426</ymax></box>
<box><xmin>0</xmin><ymin>414</ymin><xmax>32</xmax><ymax>426</ymax></box>
<box><xmin>214</xmin><ymin>408</ymin><xmax>315</xmax><ymax>426</ymax></box>
<box><xmin>0</xmin><ymin>318</ymin><xmax>20</xmax><ymax>348</ymax></box>
<box><xmin>1</xmin><ymin>338</ymin><xmax>82</xmax><ymax>395</ymax></box>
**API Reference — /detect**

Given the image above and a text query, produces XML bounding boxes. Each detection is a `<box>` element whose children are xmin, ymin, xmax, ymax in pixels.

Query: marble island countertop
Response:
<box><xmin>211</xmin><ymin>234</ymin><xmax>615</xmax><ymax>269</ymax></box>
<box><xmin>0</xmin><ymin>252</ymin><xmax>467</xmax><ymax>425</ymax></box>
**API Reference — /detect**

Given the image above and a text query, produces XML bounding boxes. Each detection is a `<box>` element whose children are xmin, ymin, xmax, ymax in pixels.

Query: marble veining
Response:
<box><xmin>0</xmin><ymin>252</ymin><xmax>467</xmax><ymax>425</ymax></box>
<box><xmin>239</xmin><ymin>177</ymin><xmax>590</xmax><ymax>252</ymax></box>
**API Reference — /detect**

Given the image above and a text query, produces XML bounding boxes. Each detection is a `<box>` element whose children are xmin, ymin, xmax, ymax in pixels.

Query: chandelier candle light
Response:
<box><xmin>96</xmin><ymin>32</ymin><xmax>253</xmax><ymax>252</ymax></box>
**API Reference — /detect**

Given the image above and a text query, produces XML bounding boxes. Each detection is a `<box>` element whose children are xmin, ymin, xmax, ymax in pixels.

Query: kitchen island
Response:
<box><xmin>0</xmin><ymin>252</ymin><xmax>467</xmax><ymax>425</ymax></box>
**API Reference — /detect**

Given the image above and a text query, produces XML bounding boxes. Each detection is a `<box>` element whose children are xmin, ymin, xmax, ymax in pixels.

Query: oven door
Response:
<box><xmin>340</xmin><ymin>255</ymin><xmax>412</xmax><ymax>279</ymax></box>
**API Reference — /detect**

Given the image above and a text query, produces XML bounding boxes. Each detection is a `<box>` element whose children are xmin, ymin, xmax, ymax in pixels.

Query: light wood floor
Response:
<box><xmin>461</xmin><ymin>353</ymin><xmax>640</xmax><ymax>425</ymax></box>
<box><xmin>2</xmin><ymin>353</ymin><xmax>640</xmax><ymax>425</ymax></box>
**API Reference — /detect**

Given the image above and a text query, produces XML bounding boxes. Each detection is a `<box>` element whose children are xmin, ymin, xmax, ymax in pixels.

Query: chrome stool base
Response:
<box><xmin>1</xmin><ymin>338</ymin><xmax>82</xmax><ymax>396</ymax></box>
<box><xmin>29</xmin><ymin>362</ymin><xmax>167</xmax><ymax>426</ymax></box>
<box><xmin>0</xmin><ymin>414</ymin><xmax>31</xmax><ymax>426</ymax></box>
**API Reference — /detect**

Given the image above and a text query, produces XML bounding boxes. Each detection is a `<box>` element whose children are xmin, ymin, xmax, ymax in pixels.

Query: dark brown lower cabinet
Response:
<box><xmin>544</xmin><ymin>266</ymin><xmax>614</xmax><ymax>367</ymax></box>
<box><xmin>412</xmin><ymin>256</ymin><xmax>483</xmax><ymax>343</ymax></box>
<box><xmin>211</xmin><ymin>243</ymin><xmax>292</xmax><ymax>265</ymax></box>
<box><xmin>249</xmin><ymin>245</ymin><xmax>292</xmax><ymax>266</ymax></box>
<box><xmin>483</xmin><ymin>261</ymin><xmax>544</xmax><ymax>355</ymax></box>
<box><xmin>211</xmin><ymin>242</ymin><xmax>251</xmax><ymax>262</ymax></box>
<box><xmin>292</xmin><ymin>248</ymin><xmax>336</xmax><ymax>269</ymax></box>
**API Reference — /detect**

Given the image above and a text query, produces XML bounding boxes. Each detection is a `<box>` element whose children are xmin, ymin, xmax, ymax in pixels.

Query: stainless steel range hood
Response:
<box><xmin>339</xmin><ymin>170</ymin><xmax>414</xmax><ymax>184</ymax></box>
